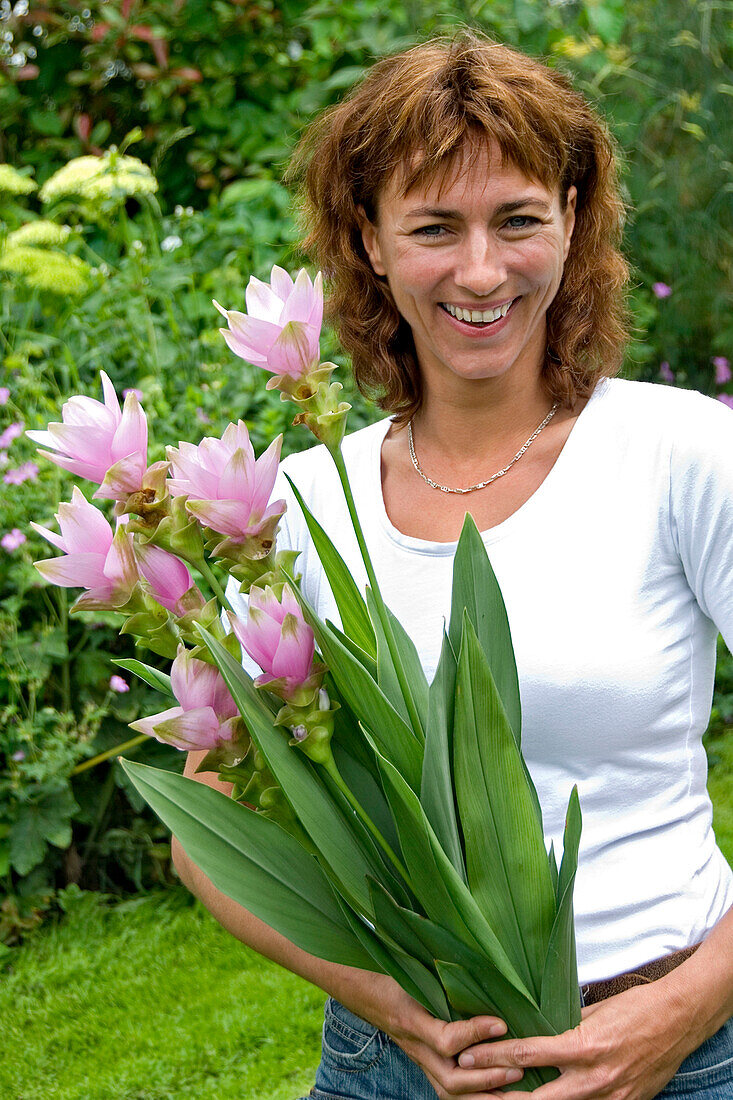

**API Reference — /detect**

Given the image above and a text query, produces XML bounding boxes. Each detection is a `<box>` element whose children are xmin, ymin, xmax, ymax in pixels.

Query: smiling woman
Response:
<box><xmin>177</xmin><ymin>30</ymin><xmax>733</xmax><ymax>1100</ymax></box>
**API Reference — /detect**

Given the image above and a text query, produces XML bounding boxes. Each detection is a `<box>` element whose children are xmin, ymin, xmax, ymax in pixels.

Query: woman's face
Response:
<box><xmin>360</xmin><ymin>141</ymin><xmax>576</xmax><ymax>396</ymax></box>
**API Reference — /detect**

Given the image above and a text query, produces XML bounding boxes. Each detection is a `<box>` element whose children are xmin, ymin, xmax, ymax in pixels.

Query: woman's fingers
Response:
<box><xmin>431</xmin><ymin>1014</ymin><xmax>509</xmax><ymax>1058</ymax></box>
<box><xmin>458</xmin><ymin>1029</ymin><xmax>582</xmax><ymax>1071</ymax></box>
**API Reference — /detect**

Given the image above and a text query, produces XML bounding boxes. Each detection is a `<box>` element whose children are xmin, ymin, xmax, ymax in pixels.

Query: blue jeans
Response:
<box><xmin>297</xmin><ymin>999</ymin><xmax>733</xmax><ymax>1099</ymax></box>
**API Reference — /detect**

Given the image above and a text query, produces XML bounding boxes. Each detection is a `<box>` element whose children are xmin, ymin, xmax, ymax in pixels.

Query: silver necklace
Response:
<box><xmin>407</xmin><ymin>403</ymin><xmax>559</xmax><ymax>494</ymax></box>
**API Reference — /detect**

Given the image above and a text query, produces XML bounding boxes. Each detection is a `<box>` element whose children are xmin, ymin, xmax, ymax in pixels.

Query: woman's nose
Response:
<box><xmin>453</xmin><ymin>234</ymin><xmax>507</xmax><ymax>296</ymax></box>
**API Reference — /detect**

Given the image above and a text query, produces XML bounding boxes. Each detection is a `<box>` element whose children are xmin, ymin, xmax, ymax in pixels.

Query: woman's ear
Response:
<box><xmin>357</xmin><ymin>205</ymin><xmax>387</xmax><ymax>276</ymax></box>
<box><xmin>563</xmin><ymin>185</ymin><xmax>577</xmax><ymax>260</ymax></box>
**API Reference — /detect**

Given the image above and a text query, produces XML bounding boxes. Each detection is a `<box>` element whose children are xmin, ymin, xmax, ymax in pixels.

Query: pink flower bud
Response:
<box><xmin>213</xmin><ymin>266</ymin><xmax>323</xmax><ymax>382</ymax></box>
<box><xmin>27</xmin><ymin>372</ymin><xmax>148</xmax><ymax>502</ymax></box>
<box><xmin>130</xmin><ymin>646</ymin><xmax>240</xmax><ymax>751</ymax></box>
<box><xmin>135</xmin><ymin>542</ymin><xmax>205</xmax><ymax>617</ymax></box>
<box><xmin>167</xmin><ymin>421</ymin><xmax>285</xmax><ymax>543</ymax></box>
<box><xmin>652</xmin><ymin>282</ymin><xmax>672</xmax><ymax>299</ymax></box>
<box><xmin>110</xmin><ymin>675</ymin><xmax>130</xmax><ymax>693</ymax></box>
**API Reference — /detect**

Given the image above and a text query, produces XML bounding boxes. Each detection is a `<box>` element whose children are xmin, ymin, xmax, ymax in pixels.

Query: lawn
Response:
<box><xmin>0</xmin><ymin>890</ymin><xmax>324</xmax><ymax>1100</ymax></box>
<box><xmin>2</xmin><ymin>752</ymin><xmax>731</xmax><ymax>1100</ymax></box>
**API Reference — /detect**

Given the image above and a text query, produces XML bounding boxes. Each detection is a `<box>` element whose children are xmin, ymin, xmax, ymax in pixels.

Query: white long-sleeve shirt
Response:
<box><xmin>231</xmin><ymin>377</ymin><xmax>733</xmax><ymax>985</ymax></box>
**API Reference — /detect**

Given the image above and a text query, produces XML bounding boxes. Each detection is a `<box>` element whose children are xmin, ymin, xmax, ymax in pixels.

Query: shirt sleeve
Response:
<box><xmin>669</xmin><ymin>392</ymin><xmax>733</xmax><ymax>651</ymax></box>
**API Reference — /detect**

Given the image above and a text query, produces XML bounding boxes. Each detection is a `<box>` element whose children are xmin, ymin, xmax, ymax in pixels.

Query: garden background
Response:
<box><xmin>0</xmin><ymin>0</ymin><xmax>732</xmax><ymax>1096</ymax></box>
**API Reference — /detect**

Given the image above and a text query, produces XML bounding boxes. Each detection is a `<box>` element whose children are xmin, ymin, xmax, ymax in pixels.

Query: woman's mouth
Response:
<box><xmin>438</xmin><ymin>297</ymin><xmax>518</xmax><ymax>330</ymax></box>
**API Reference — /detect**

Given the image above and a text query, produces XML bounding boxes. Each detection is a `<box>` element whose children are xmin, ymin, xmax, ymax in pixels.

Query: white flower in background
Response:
<box><xmin>161</xmin><ymin>235</ymin><xmax>182</xmax><ymax>253</ymax></box>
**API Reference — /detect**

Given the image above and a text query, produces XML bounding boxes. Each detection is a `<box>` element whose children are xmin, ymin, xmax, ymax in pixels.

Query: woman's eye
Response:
<box><xmin>413</xmin><ymin>224</ymin><xmax>446</xmax><ymax>238</ymax></box>
<box><xmin>505</xmin><ymin>215</ymin><xmax>539</xmax><ymax>230</ymax></box>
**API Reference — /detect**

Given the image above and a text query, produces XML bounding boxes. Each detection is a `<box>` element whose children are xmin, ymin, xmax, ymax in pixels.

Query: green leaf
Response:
<box><xmin>365</xmin><ymin>731</ymin><xmax>528</xmax><ymax>998</ymax></box>
<box><xmin>325</xmin><ymin>620</ymin><xmax>377</xmax><ymax>678</ymax></box>
<box><xmin>287</xmin><ymin>583</ymin><xmax>423</xmax><ymax>791</ymax></box>
<box><xmin>334</xmin><ymin>894</ymin><xmax>447</xmax><ymax>1016</ymax></box>
<box><xmin>453</xmin><ymin>614</ymin><xmax>555</xmax><ymax>1001</ymax></box>
<box><xmin>365</xmin><ymin>586</ymin><xmax>428</xmax><ymax>736</ymax></box>
<box><xmin>120</xmin><ymin>761</ymin><xmax>377</xmax><ymax>970</ymax></box>
<box><xmin>285</xmin><ymin>473</ymin><xmax>376</xmax><ymax>659</ymax></box>
<box><xmin>449</xmin><ymin>515</ymin><xmax>522</xmax><ymax>748</ymax></box>
<box><xmin>112</xmin><ymin>658</ymin><xmax>173</xmax><ymax>697</ymax></box>
<box><xmin>541</xmin><ymin>788</ymin><xmax>582</xmax><ymax>1031</ymax></box>
<box><xmin>389</xmin><ymin>903</ymin><xmax>555</xmax><ymax>1039</ymax></box>
<box><xmin>195</xmin><ymin>625</ymin><xmax>384</xmax><ymax>916</ymax></box>
<box><xmin>435</xmin><ymin>962</ymin><xmax>555</xmax><ymax>1091</ymax></box>
<box><xmin>421</xmin><ymin>630</ymin><xmax>466</xmax><ymax>880</ymax></box>
<box><xmin>9</xmin><ymin>787</ymin><xmax>78</xmax><ymax>876</ymax></box>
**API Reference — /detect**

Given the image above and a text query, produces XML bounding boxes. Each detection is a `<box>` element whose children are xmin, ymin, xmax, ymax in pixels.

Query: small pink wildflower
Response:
<box><xmin>0</xmin><ymin>388</ymin><xmax>9</xmax><ymax>406</ymax></box>
<box><xmin>652</xmin><ymin>283</ymin><xmax>672</xmax><ymax>299</ymax></box>
<box><xmin>3</xmin><ymin>461</ymin><xmax>39</xmax><ymax>485</ymax></box>
<box><xmin>718</xmin><ymin>394</ymin><xmax>733</xmax><ymax>409</ymax></box>
<box><xmin>2</xmin><ymin>528</ymin><xmax>27</xmax><ymax>551</ymax></box>
<box><xmin>0</xmin><ymin>422</ymin><xmax>24</xmax><ymax>449</ymax></box>
<box><xmin>659</xmin><ymin>361</ymin><xmax>675</xmax><ymax>383</ymax></box>
<box><xmin>713</xmin><ymin>357</ymin><xmax>731</xmax><ymax>385</ymax></box>
<box><xmin>109</xmin><ymin>674</ymin><xmax>130</xmax><ymax>693</ymax></box>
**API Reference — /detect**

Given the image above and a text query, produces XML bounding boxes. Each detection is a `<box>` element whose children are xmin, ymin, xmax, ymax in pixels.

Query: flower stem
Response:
<box><xmin>322</xmin><ymin>755</ymin><xmax>410</xmax><ymax>883</ymax></box>
<box><xmin>329</xmin><ymin>445</ymin><xmax>424</xmax><ymax>740</ymax></box>
<box><xmin>197</xmin><ymin>558</ymin><xmax>232</xmax><ymax>611</ymax></box>
<box><xmin>72</xmin><ymin>734</ymin><xmax>147</xmax><ymax>775</ymax></box>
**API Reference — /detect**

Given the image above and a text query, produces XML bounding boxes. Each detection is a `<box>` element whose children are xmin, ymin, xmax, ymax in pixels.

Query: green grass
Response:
<box><xmin>0</xmin><ymin>890</ymin><xmax>324</xmax><ymax>1100</ymax></box>
<box><xmin>2</xmin><ymin>753</ymin><xmax>731</xmax><ymax>1100</ymax></box>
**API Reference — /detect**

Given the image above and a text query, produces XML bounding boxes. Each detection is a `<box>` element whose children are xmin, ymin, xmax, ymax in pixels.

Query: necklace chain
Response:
<box><xmin>407</xmin><ymin>402</ymin><xmax>560</xmax><ymax>494</ymax></box>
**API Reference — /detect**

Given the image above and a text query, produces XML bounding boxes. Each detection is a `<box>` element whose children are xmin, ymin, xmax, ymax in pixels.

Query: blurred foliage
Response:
<box><xmin>0</xmin><ymin>0</ymin><xmax>731</xmax><ymax>935</ymax></box>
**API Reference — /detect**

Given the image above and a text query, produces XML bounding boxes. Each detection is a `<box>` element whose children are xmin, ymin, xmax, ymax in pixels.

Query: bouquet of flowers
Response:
<box><xmin>30</xmin><ymin>265</ymin><xmax>582</xmax><ymax>1089</ymax></box>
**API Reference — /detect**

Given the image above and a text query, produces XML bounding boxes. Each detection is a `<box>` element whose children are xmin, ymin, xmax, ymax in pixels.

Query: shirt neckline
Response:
<box><xmin>367</xmin><ymin>377</ymin><xmax>611</xmax><ymax>555</ymax></box>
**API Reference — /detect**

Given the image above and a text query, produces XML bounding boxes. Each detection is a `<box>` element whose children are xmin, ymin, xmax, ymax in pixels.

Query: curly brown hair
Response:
<box><xmin>287</xmin><ymin>31</ymin><xmax>629</xmax><ymax>422</ymax></box>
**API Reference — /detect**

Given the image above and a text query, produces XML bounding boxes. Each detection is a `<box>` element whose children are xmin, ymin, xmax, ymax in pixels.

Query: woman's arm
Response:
<box><xmin>456</xmin><ymin>904</ymin><xmax>733</xmax><ymax>1099</ymax></box>
<box><xmin>173</xmin><ymin>749</ymin><xmax>518</xmax><ymax>1100</ymax></box>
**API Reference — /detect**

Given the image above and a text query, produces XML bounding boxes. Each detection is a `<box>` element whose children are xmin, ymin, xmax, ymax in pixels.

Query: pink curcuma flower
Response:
<box><xmin>130</xmin><ymin>646</ymin><xmax>240</xmax><ymax>751</ymax></box>
<box><xmin>26</xmin><ymin>371</ymin><xmax>148</xmax><ymax>502</ymax></box>
<box><xmin>2</xmin><ymin>528</ymin><xmax>26</xmax><ymax>552</ymax></box>
<box><xmin>31</xmin><ymin>486</ymin><xmax>139</xmax><ymax>611</ymax></box>
<box><xmin>213</xmin><ymin>266</ymin><xmax>323</xmax><ymax>382</ymax></box>
<box><xmin>135</xmin><ymin>541</ymin><xmax>206</xmax><ymax>616</ymax></box>
<box><xmin>713</xmin><ymin>357</ymin><xmax>731</xmax><ymax>385</ymax></box>
<box><xmin>167</xmin><ymin>421</ymin><xmax>285</xmax><ymax>543</ymax></box>
<box><xmin>229</xmin><ymin>583</ymin><xmax>318</xmax><ymax>702</ymax></box>
<box><xmin>652</xmin><ymin>282</ymin><xmax>672</xmax><ymax>299</ymax></box>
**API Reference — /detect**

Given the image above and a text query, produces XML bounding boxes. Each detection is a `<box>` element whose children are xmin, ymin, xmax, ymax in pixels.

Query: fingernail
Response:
<box><xmin>458</xmin><ymin>1053</ymin><xmax>475</xmax><ymax>1068</ymax></box>
<box><xmin>506</xmin><ymin>1069</ymin><xmax>523</xmax><ymax>1083</ymax></box>
<box><xmin>489</xmin><ymin>1023</ymin><xmax>505</xmax><ymax>1037</ymax></box>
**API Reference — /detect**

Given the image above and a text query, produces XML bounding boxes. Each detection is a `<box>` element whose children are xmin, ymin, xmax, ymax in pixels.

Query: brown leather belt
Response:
<box><xmin>581</xmin><ymin>944</ymin><xmax>699</xmax><ymax>1006</ymax></box>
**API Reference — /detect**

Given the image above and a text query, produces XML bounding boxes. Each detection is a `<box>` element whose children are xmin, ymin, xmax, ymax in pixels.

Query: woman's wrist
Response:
<box><xmin>660</xmin><ymin>915</ymin><xmax>733</xmax><ymax>1049</ymax></box>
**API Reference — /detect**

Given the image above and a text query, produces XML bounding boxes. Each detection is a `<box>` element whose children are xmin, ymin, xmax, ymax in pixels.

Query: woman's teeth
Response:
<box><xmin>441</xmin><ymin>300</ymin><xmax>514</xmax><ymax>324</ymax></box>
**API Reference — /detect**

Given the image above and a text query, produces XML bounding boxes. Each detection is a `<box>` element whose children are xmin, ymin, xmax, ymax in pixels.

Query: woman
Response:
<box><xmin>173</xmin><ymin>33</ymin><xmax>733</xmax><ymax>1099</ymax></box>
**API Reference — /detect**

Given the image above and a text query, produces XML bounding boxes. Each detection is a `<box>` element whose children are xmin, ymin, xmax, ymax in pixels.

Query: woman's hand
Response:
<box><xmin>454</xmin><ymin>978</ymin><xmax>699</xmax><ymax>1099</ymax></box>
<box><xmin>332</xmin><ymin>970</ymin><xmax>520</xmax><ymax>1098</ymax></box>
